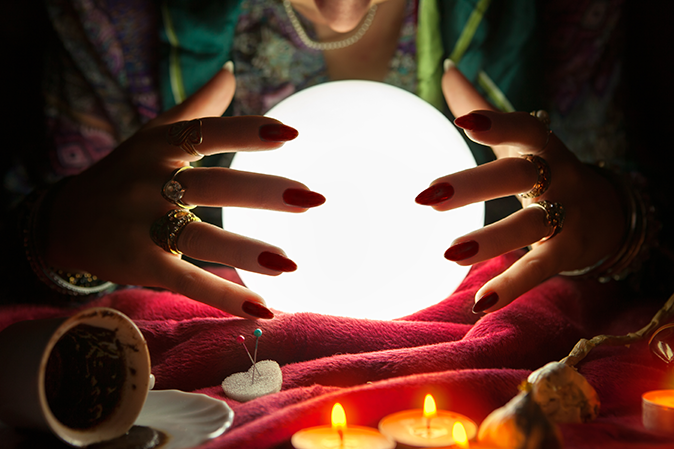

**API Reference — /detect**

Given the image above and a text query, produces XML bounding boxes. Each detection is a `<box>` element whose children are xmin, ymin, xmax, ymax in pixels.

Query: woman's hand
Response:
<box><xmin>415</xmin><ymin>64</ymin><xmax>625</xmax><ymax>313</ymax></box>
<box><xmin>43</xmin><ymin>66</ymin><xmax>324</xmax><ymax>319</ymax></box>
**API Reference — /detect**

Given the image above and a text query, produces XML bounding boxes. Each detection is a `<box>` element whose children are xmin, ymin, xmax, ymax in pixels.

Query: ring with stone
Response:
<box><xmin>530</xmin><ymin>110</ymin><xmax>553</xmax><ymax>150</ymax></box>
<box><xmin>530</xmin><ymin>110</ymin><xmax>551</xmax><ymax>129</ymax></box>
<box><xmin>161</xmin><ymin>166</ymin><xmax>195</xmax><ymax>209</ymax></box>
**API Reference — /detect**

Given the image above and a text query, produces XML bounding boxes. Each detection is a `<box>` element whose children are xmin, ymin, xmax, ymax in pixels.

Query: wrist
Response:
<box><xmin>20</xmin><ymin>180</ymin><xmax>114</xmax><ymax>296</ymax></box>
<box><xmin>561</xmin><ymin>163</ymin><xmax>659</xmax><ymax>282</ymax></box>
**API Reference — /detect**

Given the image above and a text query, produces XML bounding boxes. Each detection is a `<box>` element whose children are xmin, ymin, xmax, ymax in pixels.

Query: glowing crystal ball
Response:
<box><xmin>224</xmin><ymin>80</ymin><xmax>483</xmax><ymax>319</ymax></box>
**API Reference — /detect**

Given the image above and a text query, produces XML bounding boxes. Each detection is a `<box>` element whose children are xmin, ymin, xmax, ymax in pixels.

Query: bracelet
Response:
<box><xmin>560</xmin><ymin>164</ymin><xmax>659</xmax><ymax>283</ymax></box>
<box><xmin>20</xmin><ymin>181</ymin><xmax>114</xmax><ymax>296</ymax></box>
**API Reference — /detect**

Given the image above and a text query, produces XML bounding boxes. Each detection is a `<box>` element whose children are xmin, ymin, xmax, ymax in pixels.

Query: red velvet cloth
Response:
<box><xmin>1</xmin><ymin>251</ymin><xmax>673</xmax><ymax>448</ymax></box>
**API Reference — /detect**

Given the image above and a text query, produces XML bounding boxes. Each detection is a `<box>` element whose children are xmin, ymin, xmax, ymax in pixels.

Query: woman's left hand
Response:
<box><xmin>42</xmin><ymin>67</ymin><xmax>322</xmax><ymax>319</ymax></box>
<box><xmin>415</xmin><ymin>64</ymin><xmax>626</xmax><ymax>313</ymax></box>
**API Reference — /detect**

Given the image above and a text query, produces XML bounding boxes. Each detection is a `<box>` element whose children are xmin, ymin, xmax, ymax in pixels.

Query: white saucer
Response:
<box><xmin>135</xmin><ymin>390</ymin><xmax>234</xmax><ymax>449</ymax></box>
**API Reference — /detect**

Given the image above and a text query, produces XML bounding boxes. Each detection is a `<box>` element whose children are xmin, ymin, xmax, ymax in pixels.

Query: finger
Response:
<box><xmin>416</xmin><ymin>157</ymin><xmax>538</xmax><ymax>211</ymax></box>
<box><xmin>151</xmin><ymin>257</ymin><xmax>275</xmax><ymax>320</ymax></box>
<box><xmin>146</xmin><ymin>64</ymin><xmax>236</xmax><ymax>129</ymax></box>
<box><xmin>454</xmin><ymin>110</ymin><xmax>553</xmax><ymax>156</ymax></box>
<box><xmin>173</xmin><ymin>167</ymin><xmax>325</xmax><ymax>211</ymax></box>
<box><xmin>441</xmin><ymin>63</ymin><xmax>497</xmax><ymax>117</ymax></box>
<box><xmin>135</xmin><ymin>116</ymin><xmax>298</xmax><ymax>163</ymax></box>
<box><xmin>472</xmin><ymin>244</ymin><xmax>562</xmax><ymax>314</ymax></box>
<box><xmin>444</xmin><ymin>205</ymin><xmax>556</xmax><ymax>266</ymax></box>
<box><xmin>177</xmin><ymin>221</ymin><xmax>298</xmax><ymax>275</ymax></box>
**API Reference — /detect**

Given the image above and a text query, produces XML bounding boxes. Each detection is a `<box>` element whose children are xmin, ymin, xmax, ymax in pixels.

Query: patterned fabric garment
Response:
<box><xmin>43</xmin><ymin>0</ymin><xmax>159</xmax><ymax>180</ymax></box>
<box><xmin>232</xmin><ymin>0</ymin><xmax>418</xmax><ymax>116</ymax></box>
<box><xmin>3</xmin><ymin>0</ymin><xmax>159</xmax><ymax>208</ymax></box>
<box><xmin>542</xmin><ymin>0</ymin><xmax>627</xmax><ymax>169</ymax></box>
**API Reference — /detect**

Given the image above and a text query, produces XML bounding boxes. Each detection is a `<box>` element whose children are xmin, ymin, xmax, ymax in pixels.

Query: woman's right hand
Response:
<box><xmin>414</xmin><ymin>64</ymin><xmax>626</xmax><ymax>314</ymax></box>
<box><xmin>43</xmin><ymin>65</ymin><xmax>325</xmax><ymax>319</ymax></box>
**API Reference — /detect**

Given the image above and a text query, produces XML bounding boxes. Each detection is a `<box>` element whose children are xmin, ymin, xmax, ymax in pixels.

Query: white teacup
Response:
<box><xmin>0</xmin><ymin>307</ymin><xmax>151</xmax><ymax>446</ymax></box>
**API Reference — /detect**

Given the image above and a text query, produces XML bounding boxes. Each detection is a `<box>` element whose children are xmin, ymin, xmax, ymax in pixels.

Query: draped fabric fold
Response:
<box><xmin>416</xmin><ymin>0</ymin><xmax>445</xmax><ymax>109</ymax></box>
<box><xmin>1</xmin><ymin>251</ymin><xmax>671</xmax><ymax>448</ymax></box>
<box><xmin>159</xmin><ymin>0</ymin><xmax>244</xmax><ymax>109</ymax></box>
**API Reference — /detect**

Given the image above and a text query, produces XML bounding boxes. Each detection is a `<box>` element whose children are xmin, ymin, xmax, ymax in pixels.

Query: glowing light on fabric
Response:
<box><xmin>225</xmin><ymin>81</ymin><xmax>483</xmax><ymax>319</ymax></box>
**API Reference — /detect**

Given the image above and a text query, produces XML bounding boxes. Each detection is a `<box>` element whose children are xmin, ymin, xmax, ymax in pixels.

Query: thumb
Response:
<box><xmin>147</xmin><ymin>62</ymin><xmax>236</xmax><ymax>128</ymax></box>
<box><xmin>441</xmin><ymin>60</ymin><xmax>496</xmax><ymax>118</ymax></box>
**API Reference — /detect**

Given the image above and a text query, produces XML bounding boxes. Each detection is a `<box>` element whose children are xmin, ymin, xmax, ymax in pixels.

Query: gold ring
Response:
<box><xmin>167</xmin><ymin>119</ymin><xmax>203</xmax><ymax>157</ymax></box>
<box><xmin>161</xmin><ymin>166</ymin><xmax>196</xmax><ymax>209</ymax></box>
<box><xmin>150</xmin><ymin>209</ymin><xmax>201</xmax><ymax>255</ymax></box>
<box><xmin>528</xmin><ymin>200</ymin><xmax>565</xmax><ymax>241</ymax></box>
<box><xmin>519</xmin><ymin>154</ymin><xmax>551</xmax><ymax>199</ymax></box>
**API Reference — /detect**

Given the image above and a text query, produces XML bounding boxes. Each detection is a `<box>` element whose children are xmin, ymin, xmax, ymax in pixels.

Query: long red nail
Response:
<box><xmin>242</xmin><ymin>301</ymin><xmax>275</xmax><ymax>319</ymax></box>
<box><xmin>454</xmin><ymin>113</ymin><xmax>491</xmax><ymax>132</ymax></box>
<box><xmin>258</xmin><ymin>251</ymin><xmax>297</xmax><ymax>272</ymax></box>
<box><xmin>415</xmin><ymin>183</ymin><xmax>454</xmax><ymax>205</ymax></box>
<box><xmin>283</xmin><ymin>189</ymin><xmax>326</xmax><ymax>208</ymax></box>
<box><xmin>444</xmin><ymin>240</ymin><xmax>479</xmax><ymax>261</ymax></box>
<box><xmin>259</xmin><ymin>123</ymin><xmax>299</xmax><ymax>141</ymax></box>
<box><xmin>473</xmin><ymin>292</ymin><xmax>499</xmax><ymax>314</ymax></box>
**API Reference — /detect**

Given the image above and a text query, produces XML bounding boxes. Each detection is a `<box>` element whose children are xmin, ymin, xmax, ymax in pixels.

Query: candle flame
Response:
<box><xmin>423</xmin><ymin>394</ymin><xmax>437</xmax><ymax>419</ymax></box>
<box><xmin>452</xmin><ymin>422</ymin><xmax>469</xmax><ymax>448</ymax></box>
<box><xmin>331</xmin><ymin>403</ymin><xmax>347</xmax><ymax>431</ymax></box>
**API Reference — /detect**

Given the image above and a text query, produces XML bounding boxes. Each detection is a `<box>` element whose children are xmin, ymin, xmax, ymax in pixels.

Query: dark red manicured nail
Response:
<box><xmin>415</xmin><ymin>183</ymin><xmax>454</xmax><ymax>205</ymax></box>
<box><xmin>444</xmin><ymin>240</ymin><xmax>479</xmax><ymax>261</ymax></box>
<box><xmin>242</xmin><ymin>301</ymin><xmax>275</xmax><ymax>319</ymax></box>
<box><xmin>259</xmin><ymin>123</ymin><xmax>299</xmax><ymax>141</ymax></box>
<box><xmin>454</xmin><ymin>113</ymin><xmax>492</xmax><ymax>132</ymax></box>
<box><xmin>472</xmin><ymin>292</ymin><xmax>499</xmax><ymax>314</ymax></box>
<box><xmin>258</xmin><ymin>251</ymin><xmax>297</xmax><ymax>272</ymax></box>
<box><xmin>283</xmin><ymin>189</ymin><xmax>326</xmax><ymax>208</ymax></box>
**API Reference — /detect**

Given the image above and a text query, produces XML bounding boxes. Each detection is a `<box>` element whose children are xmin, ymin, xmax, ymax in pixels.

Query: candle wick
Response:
<box><xmin>426</xmin><ymin>417</ymin><xmax>431</xmax><ymax>438</ymax></box>
<box><xmin>338</xmin><ymin>428</ymin><xmax>344</xmax><ymax>447</ymax></box>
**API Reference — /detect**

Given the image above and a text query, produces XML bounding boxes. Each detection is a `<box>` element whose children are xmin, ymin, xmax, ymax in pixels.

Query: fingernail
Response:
<box><xmin>472</xmin><ymin>292</ymin><xmax>499</xmax><ymax>314</ymax></box>
<box><xmin>283</xmin><ymin>189</ymin><xmax>326</xmax><ymax>208</ymax></box>
<box><xmin>443</xmin><ymin>58</ymin><xmax>455</xmax><ymax>72</ymax></box>
<box><xmin>222</xmin><ymin>60</ymin><xmax>234</xmax><ymax>72</ymax></box>
<box><xmin>444</xmin><ymin>240</ymin><xmax>479</xmax><ymax>261</ymax></box>
<box><xmin>415</xmin><ymin>183</ymin><xmax>454</xmax><ymax>205</ymax></box>
<box><xmin>454</xmin><ymin>113</ymin><xmax>491</xmax><ymax>132</ymax></box>
<box><xmin>259</xmin><ymin>123</ymin><xmax>299</xmax><ymax>142</ymax></box>
<box><xmin>242</xmin><ymin>301</ymin><xmax>275</xmax><ymax>319</ymax></box>
<box><xmin>258</xmin><ymin>251</ymin><xmax>297</xmax><ymax>272</ymax></box>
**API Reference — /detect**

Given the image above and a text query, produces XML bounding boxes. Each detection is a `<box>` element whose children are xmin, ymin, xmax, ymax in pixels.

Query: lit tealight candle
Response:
<box><xmin>449</xmin><ymin>422</ymin><xmax>501</xmax><ymax>449</ymax></box>
<box><xmin>642</xmin><ymin>390</ymin><xmax>674</xmax><ymax>435</ymax></box>
<box><xmin>378</xmin><ymin>394</ymin><xmax>478</xmax><ymax>447</ymax></box>
<box><xmin>453</xmin><ymin>422</ymin><xmax>470</xmax><ymax>448</ymax></box>
<box><xmin>292</xmin><ymin>403</ymin><xmax>395</xmax><ymax>449</ymax></box>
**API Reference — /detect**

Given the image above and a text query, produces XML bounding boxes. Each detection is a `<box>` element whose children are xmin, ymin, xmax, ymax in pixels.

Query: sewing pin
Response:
<box><xmin>253</xmin><ymin>329</ymin><xmax>262</xmax><ymax>363</ymax></box>
<box><xmin>237</xmin><ymin>335</ymin><xmax>261</xmax><ymax>381</ymax></box>
<box><xmin>252</xmin><ymin>328</ymin><xmax>263</xmax><ymax>383</ymax></box>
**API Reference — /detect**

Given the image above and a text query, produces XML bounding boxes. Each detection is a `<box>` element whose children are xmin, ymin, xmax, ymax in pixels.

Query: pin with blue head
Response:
<box><xmin>253</xmin><ymin>328</ymin><xmax>262</xmax><ymax>364</ymax></box>
<box><xmin>252</xmin><ymin>329</ymin><xmax>263</xmax><ymax>383</ymax></box>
